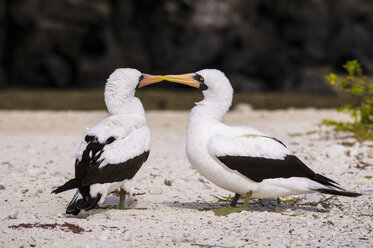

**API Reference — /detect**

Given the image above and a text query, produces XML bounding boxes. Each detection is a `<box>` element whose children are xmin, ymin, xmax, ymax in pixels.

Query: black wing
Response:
<box><xmin>217</xmin><ymin>155</ymin><xmax>339</xmax><ymax>187</ymax></box>
<box><xmin>52</xmin><ymin>135</ymin><xmax>149</xmax><ymax>193</ymax></box>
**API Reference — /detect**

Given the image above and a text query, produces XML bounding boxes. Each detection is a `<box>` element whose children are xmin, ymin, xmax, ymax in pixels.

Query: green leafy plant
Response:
<box><xmin>323</xmin><ymin>60</ymin><xmax>373</xmax><ymax>141</ymax></box>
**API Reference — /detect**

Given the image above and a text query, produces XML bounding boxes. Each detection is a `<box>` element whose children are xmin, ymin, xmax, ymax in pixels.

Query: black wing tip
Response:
<box><xmin>316</xmin><ymin>188</ymin><xmax>362</xmax><ymax>197</ymax></box>
<box><xmin>66</xmin><ymin>208</ymin><xmax>81</xmax><ymax>216</ymax></box>
<box><xmin>312</xmin><ymin>173</ymin><xmax>341</xmax><ymax>188</ymax></box>
<box><xmin>66</xmin><ymin>193</ymin><xmax>102</xmax><ymax>215</ymax></box>
<box><xmin>51</xmin><ymin>178</ymin><xmax>81</xmax><ymax>195</ymax></box>
<box><xmin>51</xmin><ymin>188</ymin><xmax>60</xmax><ymax>194</ymax></box>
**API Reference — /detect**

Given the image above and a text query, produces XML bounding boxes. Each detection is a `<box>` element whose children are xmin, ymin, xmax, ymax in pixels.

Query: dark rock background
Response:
<box><xmin>1</xmin><ymin>0</ymin><xmax>372</xmax><ymax>91</ymax></box>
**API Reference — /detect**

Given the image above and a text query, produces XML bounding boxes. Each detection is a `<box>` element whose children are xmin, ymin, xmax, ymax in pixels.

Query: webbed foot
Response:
<box><xmin>213</xmin><ymin>191</ymin><xmax>252</xmax><ymax>216</ymax></box>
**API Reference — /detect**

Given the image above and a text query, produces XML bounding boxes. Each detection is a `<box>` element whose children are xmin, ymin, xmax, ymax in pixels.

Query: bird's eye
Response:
<box><xmin>139</xmin><ymin>75</ymin><xmax>144</xmax><ymax>81</ymax></box>
<box><xmin>193</xmin><ymin>74</ymin><xmax>204</xmax><ymax>82</ymax></box>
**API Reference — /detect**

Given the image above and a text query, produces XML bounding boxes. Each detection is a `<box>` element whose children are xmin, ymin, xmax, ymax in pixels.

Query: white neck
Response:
<box><xmin>104</xmin><ymin>71</ymin><xmax>145</xmax><ymax>115</ymax></box>
<box><xmin>105</xmin><ymin>96</ymin><xmax>145</xmax><ymax>115</ymax></box>
<box><xmin>189</xmin><ymin>69</ymin><xmax>234</xmax><ymax>122</ymax></box>
<box><xmin>190</xmin><ymin>97</ymin><xmax>232</xmax><ymax>123</ymax></box>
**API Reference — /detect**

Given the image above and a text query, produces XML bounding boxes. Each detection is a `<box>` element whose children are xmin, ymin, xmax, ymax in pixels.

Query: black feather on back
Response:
<box><xmin>52</xmin><ymin>134</ymin><xmax>150</xmax><ymax>214</ymax></box>
<box><xmin>217</xmin><ymin>155</ymin><xmax>339</xmax><ymax>188</ymax></box>
<box><xmin>52</xmin><ymin>135</ymin><xmax>149</xmax><ymax>195</ymax></box>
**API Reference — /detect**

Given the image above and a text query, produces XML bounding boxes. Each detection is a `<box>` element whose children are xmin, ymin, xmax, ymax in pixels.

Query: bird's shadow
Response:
<box><xmin>162</xmin><ymin>198</ymin><xmax>331</xmax><ymax>214</ymax></box>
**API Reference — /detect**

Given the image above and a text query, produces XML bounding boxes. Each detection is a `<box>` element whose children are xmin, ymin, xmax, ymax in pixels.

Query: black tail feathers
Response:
<box><xmin>316</xmin><ymin>188</ymin><xmax>362</xmax><ymax>197</ymax></box>
<box><xmin>312</xmin><ymin>173</ymin><xmax>361</xmax><ymax>197</ymax></box>
<box><xmin>51</xmin><ymin>178</ymin><xmax>81</xmax><ymax>194</ymax></box>
<box><xmin>65</xmin><ymin>189</ymin><xmax>102</xmax><ymax>216</ymax></box>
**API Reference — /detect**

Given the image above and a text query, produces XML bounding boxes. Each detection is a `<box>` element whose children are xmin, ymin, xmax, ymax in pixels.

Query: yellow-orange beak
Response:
<box><xmin>162</xmin><ymin>73</ymin><xmax>201</xmax><ymax>88</ymax></box>
<box><xmin>138</xmin><ymin>74</ymin><xmax>165</xmax><ymax>88</ymax></box>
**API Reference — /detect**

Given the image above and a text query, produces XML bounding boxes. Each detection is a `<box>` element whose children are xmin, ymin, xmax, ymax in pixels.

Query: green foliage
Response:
<box><xmin>324</xmin><ymin>60</ymin><xmax>373</xmax><ymax>141</ymax></box>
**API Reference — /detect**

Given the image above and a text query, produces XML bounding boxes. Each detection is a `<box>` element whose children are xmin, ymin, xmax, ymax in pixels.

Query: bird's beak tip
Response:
<box><xmin>138</xmin><ymin>74</ymin><xmax>165</xmax><ymax>88</ymax></box>
<box><xmin>161</xmin><ymin>73</ymin><xmax>200</xmax><ymax>88</ymax></box>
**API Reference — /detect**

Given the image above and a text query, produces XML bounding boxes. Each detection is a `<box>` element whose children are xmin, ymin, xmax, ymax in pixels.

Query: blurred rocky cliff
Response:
<box><xmin>1</xmin><ymin>0</ymin><xmax>373</xmax><ymax>91</ymax></box>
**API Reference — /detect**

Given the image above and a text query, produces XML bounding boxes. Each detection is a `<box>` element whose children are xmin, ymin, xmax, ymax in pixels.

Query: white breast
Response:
<box><xmin>186</xmin><ymin>116</ymin><xmax>260</xmax><ymax>195</ymax></box>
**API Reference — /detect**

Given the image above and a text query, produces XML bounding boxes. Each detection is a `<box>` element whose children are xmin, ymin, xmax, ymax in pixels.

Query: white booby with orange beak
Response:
<box><xmin>141</xmin><ymin>69</ymin><xmax>361</xmax><ymax>215</ymax></box>
<box><xmin>52</xmin><ymin>68</ymin><xmax>163</xmax><ymax>215</ymax></box>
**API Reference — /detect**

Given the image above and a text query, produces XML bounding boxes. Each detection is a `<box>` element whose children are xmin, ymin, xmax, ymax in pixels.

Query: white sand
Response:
<box><xmin>0</xmin><ymin>109</ymin><xmax>372</xmax><ymax>247</ymax></box>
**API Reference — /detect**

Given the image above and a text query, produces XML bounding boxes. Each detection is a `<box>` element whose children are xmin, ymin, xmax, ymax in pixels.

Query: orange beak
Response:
<box><xmin>161</xmin><ymin>73</ymin><xmax>200</xmax><ymax>88</ymax></box>
<box><xmin>138</xmin><ymin>74</ymin><xmax>165</xmax><ymax>88</ymax></box>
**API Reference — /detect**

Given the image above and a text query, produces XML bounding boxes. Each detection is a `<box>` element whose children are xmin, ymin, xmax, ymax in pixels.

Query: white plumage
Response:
<box><xmin>52</xmin><ymin>68</ymin><xmax>157</xmax><ymax>215</ymax></box>
<box><xmin>160</xmin><ymin>69</ymin><xmax>360</xmax><ymax>207</ymax></box>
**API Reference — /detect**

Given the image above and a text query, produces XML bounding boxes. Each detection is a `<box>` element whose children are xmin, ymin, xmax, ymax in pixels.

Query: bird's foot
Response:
<box><xmin>116</xmin><ymin>189</ymin><xmax>127</xmax><ymax>210</ymax></box>
<box><xmin>230</xmin><ymin>193</ymin><xmax>241</xmax><ymax>207</ymax></box>
<box><xmin>213</xmin><ymin>191</ymin><xmax>252</xmax><ymax>216</ymax></box>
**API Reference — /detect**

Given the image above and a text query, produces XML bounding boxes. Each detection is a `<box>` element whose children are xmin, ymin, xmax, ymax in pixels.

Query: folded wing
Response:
<box><xmin>208</xmin><ymin>133</ymin><xmax>325</xmax><ymax>183</ymax></box>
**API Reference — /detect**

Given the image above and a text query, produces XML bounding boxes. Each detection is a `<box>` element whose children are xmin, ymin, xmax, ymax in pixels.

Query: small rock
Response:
<box><xmin>326</xmin><ymin>145</ymin><xmax>345</xmax><ymax>158</ymax></box>
<box><xmin>123</xmin><ymin>231</ymin><xmax>132</xmax><ymax>241</ymax></box>
<box><xmin>0</xmin><ymin>184</ymin><xmax>5</xmax><ymax>190</ymax></box>
<box><xmin>33</xmin><ymin>189</ymin><xmax>43</xmax><ymax>197</ymax></box>
<box><xmin>183</xmin><ymin>232</ymin><xmax>190</xmax><ymax>238</ymax></box>
<box><xmin>9</xmin><ymin>209</ymin><xmax>18</xmax><ymax>219</ymax></box>
<box><xmin>164</xmin><ymin>179</ymin><xmax>172</xmax><ymax>186</ymax></box>
<box><xmin>148</xmin><ymin>187</ymin><xmax>163</xmax><ymax>195</ymax></box>
<box><xmin>1</xmin><ymin>209</ymin><xmax>19</xmax><ymax>220</ymax></box>
<box><xmin>326</xmin><ymin>220</ymin><xmax>334</xmax><ymax>225</ymax></box>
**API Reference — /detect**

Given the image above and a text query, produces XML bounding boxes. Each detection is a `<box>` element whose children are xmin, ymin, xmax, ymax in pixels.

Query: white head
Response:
<box><xmin>195</xmin><ymin>69</ymin><xmax>233</xmax><ymax>104</ymax></box>
<box><xmin>155</xmin><ymin>69</ymin><xmax>233</xmax><ymax>105</ymax></box>
<box><xmin>139</xmin><ymin>69</ymin><xmax>234</xmax><ymax>120</ymax></box>
<box><xmin>105</xmin><ymin>68</ymin><xmax>163</xmax><ymax>115</ymax></box>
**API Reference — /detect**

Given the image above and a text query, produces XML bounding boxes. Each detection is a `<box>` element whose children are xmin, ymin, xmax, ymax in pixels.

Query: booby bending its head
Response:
<box><xmin>149</xmin><ymin>69</ymin><xmax>361</xmax><ymax>215</ymax></box>
<box><xmin>52</xmin><ymin>68</ymin><xmax>163</xmax><ymax>215</ymax></box>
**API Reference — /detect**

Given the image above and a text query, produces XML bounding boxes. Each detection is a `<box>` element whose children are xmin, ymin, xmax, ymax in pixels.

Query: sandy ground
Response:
<box><xmin>0</xmin><ymin>108</ymin><xmax>372</xmax><ymax>248</ymax></box>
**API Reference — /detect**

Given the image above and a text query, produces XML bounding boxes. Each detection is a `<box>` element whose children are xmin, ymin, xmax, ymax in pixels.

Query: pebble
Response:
<box><xmin>1</xmin><ymin>209</ymin><xmax>19</xmax><ymax>220</ymax></box>
<box><xmin>326</xmin><ymin>145</ymin><xmax>345</xmax><ymax>158</ymax></box>
<box><xmin>33</xmin><ymin>188</ymin><xmax>43</xmax><ymax>197</ymax></box>
<box><xmin>164</xmin><ymin>179</ymin><xmax>172</xmax><ymax>186</ymax></box>
<box><xmin>9</xmin><ymin>209</ymin><xmax>19</xmax><ymax>219</ymax></box>
<box><xmin>123</xmin><ymin>231</ymin><xmax>132</xmax><ymax>241</ymax></box>
<box><xmin>0</xmin><ymin>184</ymin><xmax>5</xmax><ymax>190</ymax></box>
<box><xmin>148</xmin><ymin>187</ymin><xmax>163</xmax><ymax>195</ymax></box>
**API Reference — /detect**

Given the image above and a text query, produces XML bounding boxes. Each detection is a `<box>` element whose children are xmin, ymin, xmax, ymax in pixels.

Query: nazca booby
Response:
<box><xmin>52</xmin><ymin>68</ymin><xmax>163</xmax><ymax>215</ymax></box>
<box><xmin>144</xmin><ymin>69</ymin><xmax>361</xmax><ymax>215</ymax></box>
